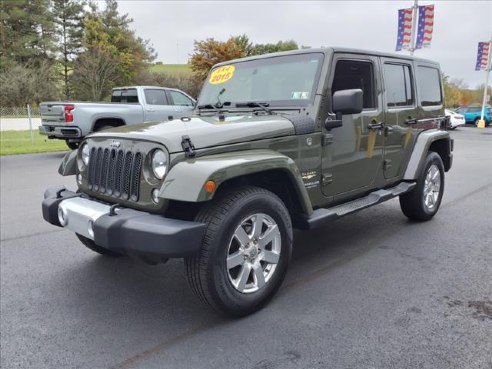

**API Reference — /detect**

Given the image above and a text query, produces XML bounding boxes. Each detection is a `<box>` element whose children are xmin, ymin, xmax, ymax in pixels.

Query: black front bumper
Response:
<box><xmin>42</xmin><ymin>186</ymin><xmax>205</xmax><ymax>258</ymax></box>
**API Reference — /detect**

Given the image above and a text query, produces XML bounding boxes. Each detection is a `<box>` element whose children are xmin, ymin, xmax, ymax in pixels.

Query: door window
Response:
<box><xmin>332</xmin><ymin>60</ymin><xmax>376</xmax><ymax>109</ymax></box>
<box><xmin>144</xmin><ymin>89</ymin><xmax>169</xmax><ymax>105</ymax></box>
<box><xmin>383</xmin><ymin>63</ymin><xmax>414</xmax><ymax>107</ymax></box>
<box><xmin>417</xmin><ymin>66</ymin><xmax>442</xmax><ymax>106</ymax></box>
<box><xmin>169</xmin><ymin>91</ymin><xmax>194</xmax><ymax>106</ymax></box>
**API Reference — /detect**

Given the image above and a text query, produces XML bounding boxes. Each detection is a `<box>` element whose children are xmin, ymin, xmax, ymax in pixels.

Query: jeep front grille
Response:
<box><xmin>87</xmin><ymin>147</ymin><xmax>143</xmax><ymax>201</ymax></box>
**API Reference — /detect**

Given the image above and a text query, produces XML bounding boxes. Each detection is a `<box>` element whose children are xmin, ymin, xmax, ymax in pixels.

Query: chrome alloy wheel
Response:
<box><xmin>423</xmin><ymin>164</ymin><xmax>441</xmax><ymax>210</ymax></box>
<box><xmin>226</xmin><ymin>213</ymin><xmax>281</xmax><ymax>294</ymax></box>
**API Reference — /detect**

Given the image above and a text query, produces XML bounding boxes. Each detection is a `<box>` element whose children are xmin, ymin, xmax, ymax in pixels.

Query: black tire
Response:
<box><xmin>184</xmin><ymin>186</ymin><xmax>293</xmax><ymax>317</ymax></box>
<box><xmin>399</xmin><ymin>152</ymin><xmax>445</xmax><ymax>221</ymax></box>
<box><xmin>76</xmin><ymin>233</ymin><xmax>122</xmax><ymax>257</ymax></box>
<box><xmin>66</xmin><ymin>140</ymin><xmax>79</xmax><ymax>150</ymax></box>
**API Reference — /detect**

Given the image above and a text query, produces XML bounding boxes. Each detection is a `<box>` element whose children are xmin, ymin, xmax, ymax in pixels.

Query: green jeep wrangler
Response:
<box><xmin>42</xmin><ymin>48</ymin><xmax>453</xmax><ymax>316</ymax></box>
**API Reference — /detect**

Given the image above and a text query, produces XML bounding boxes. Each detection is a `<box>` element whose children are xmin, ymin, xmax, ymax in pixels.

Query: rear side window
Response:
<box><xmin>332</xmin><ymin>60</ymin><xmax>376</xmax><ymax>109</ymax></box>
<box><xmin>384</xmin><ymin>63</ymin><xmax>414</xmax><ymax>107</ymax></box>
<box><xmin>111</xmin><ymin>89</ymin><xmax>139</xmax><ymax>103</ymax></box>
<box><xmin>144</xmin><ymin>89</ymin><xmax>169</xmax><ymax>105</ymax></box>
<box><xmin>417</xmin><ymin>66</ymin><xmax>442</xmax><ymax>106</ymax></box>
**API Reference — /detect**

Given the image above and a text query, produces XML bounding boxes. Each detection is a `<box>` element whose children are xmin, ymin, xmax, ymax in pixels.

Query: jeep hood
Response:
<box><xmin>91</xmin><ymin>114</ymin><xmax>295</xmax><ymax>153</ymax></box>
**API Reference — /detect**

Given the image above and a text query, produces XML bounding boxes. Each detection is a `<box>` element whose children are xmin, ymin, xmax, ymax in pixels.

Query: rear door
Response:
<box><xmin>142</xmin><ymin>88</ymin><xmax>175</xmax><ymax>122</ymax></box>
<box><xmin>381</xmin><ymin>59</ymin><xmax>419</xmax><ymax>180</ymax></box>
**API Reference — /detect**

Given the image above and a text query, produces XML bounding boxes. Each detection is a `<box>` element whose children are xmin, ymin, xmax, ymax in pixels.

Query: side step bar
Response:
<box><xmin>297</xmin><ymin>182</ymin><xmax>416</xmax><ymax>230</ymax></box>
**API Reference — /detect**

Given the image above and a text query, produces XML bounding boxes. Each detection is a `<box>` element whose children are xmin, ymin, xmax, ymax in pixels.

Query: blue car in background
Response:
<box><xmin>454</xmin><ymin>106</ymin><xmax>492</xmax><ymax>127</ymax></box>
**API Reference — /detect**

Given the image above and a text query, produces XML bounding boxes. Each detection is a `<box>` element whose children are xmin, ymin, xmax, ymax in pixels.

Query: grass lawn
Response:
<box><xmin>150</xmin><ymin>64</ymin><xmax>192</xmax><ymax>74</ymax></box>
<box><xmin>0</xmin><ymin>130</ymin><xmax>68</xmax><ymax>155</ymax></box>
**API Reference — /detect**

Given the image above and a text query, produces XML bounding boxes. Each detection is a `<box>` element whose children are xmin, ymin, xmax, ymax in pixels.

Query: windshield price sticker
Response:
<box><xmin>209</xmin><ymin>65</ymin><xmax>235</xmax><ymax>84</ymax></box>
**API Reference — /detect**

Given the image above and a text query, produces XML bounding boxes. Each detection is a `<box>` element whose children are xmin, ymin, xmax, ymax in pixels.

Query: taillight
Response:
<box><xmin>64</xmin><ymin>104</ymin><xmax>74</xmax><ymax>123</ymax></box>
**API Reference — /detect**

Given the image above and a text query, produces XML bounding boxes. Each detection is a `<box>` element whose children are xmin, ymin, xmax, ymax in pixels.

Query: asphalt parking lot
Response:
<box><xmin>1</xmin><ymin>126</ymin><xmax>491</xmax><ymax>369</ymax></box>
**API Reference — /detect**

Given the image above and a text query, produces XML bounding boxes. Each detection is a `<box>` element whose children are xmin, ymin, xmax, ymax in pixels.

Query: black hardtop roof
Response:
<box><xmin>213</xmin><ymin>47</ymin><xmax>440</xmax><ymax>68</ymax></box>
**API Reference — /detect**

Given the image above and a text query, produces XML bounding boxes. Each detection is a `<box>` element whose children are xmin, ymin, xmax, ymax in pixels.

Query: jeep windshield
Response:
<box><xmin>197</xmin><ymin>53</ymin><xmax>324</xmax><ymax>110</ymax></box>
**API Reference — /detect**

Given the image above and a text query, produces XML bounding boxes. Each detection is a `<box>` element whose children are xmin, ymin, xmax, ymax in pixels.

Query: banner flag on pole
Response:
<box><xmin>475</xmin><ymin>42</ymin><xmax>490</xmax><ymax>71</ymax></box>
<box><xmin>415</xmin><ymin>5</ymin><xmax>434</xmax><ymax>49</ymax></box>
<box><xmin>396</xmin><ymin>8</ymin><xmax>413</xmax><ymax>51</ymax></box>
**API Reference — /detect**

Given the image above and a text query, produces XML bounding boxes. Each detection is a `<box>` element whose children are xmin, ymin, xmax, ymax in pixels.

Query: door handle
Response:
<box><xmin>147</xmin><ymin>109</ymin><xmax>155</xmax><ymax>112</ymax></box>
<box><xmin>368</xmin><ymin>121</ymin><xmax>384</xmax><ymax>130</ymax></box>
<box><xmin>384</xmin><ymin>125</ymin><xmax>393</xmax><ymax>136</ymax></box>
<box><xmin>405</xmin><ymin>117</ymin><xmax>417</xmax><ymax>125</ymax></box>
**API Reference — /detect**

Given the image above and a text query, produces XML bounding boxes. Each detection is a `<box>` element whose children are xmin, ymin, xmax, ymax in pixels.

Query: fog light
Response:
<box><xmin>151</xmin><ymin>188</ymin><xmax>160</xmax><ymax>204</ymax></box>
<box><xmin>88</xmin><ymin>219</ymin><xmax>94</xmax><ymax>238</ymax></box>
<box><xmin>77</xmin><ymin>174</ymin><xmax>82</xmax><ymax>185</ymax></box>
<box><xmin>58</xmin><ymin>206</ymin><xmax>68</xmax><ymax>226</ymax></box>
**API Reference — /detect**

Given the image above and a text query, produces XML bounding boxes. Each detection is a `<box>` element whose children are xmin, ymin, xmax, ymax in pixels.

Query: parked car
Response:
<box><xmin>39</xmin><ymin>86</ymin><xmax>196</xmax><ymax>149</ymax></box>
<box><xmin>42</xmin><ymin>47</ymin><xmax>453</xmax><ymax>317</ymax></box>
<box><xmin>454</xmin><ymin>106</ymin><xmax>491</xmax><ymax>127</ymax></box>
<box><xmin>445</xmin><ymin>109</ymin><xmax>466</xmax><ymax>129</ymax></box>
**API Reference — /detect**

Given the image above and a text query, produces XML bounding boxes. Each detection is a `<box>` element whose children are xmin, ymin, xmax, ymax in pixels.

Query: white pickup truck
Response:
<box><xmin>39</xmin><ymin>86</ymin><xmax>196</xmax><ymax>149</ymax></box>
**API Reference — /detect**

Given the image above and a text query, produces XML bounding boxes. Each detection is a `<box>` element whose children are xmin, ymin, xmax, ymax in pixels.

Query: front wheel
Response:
<box><xmin>185</xmin><ymin>186</ymin><xmax>293</xmax><ymax>317</ymax></box>
<box><xmin>399</xmin><ymin>152</ymin><xmax>444</xmax><ymax>221</ymax></box>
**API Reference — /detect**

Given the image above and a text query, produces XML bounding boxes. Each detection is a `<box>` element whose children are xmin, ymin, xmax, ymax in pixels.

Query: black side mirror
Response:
<box><xmin>333</xmin><ymin>89</ymin><xmax>363</xmax><ymax>115</ymax></box>
<box><xmin>325</xmin><ymin>89</ymin><xmax>364</xmax><ymax>130</ymax></box>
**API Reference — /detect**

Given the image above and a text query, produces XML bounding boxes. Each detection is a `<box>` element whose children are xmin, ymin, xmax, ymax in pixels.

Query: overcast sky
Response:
<box><xmin>117</xmin><ymin>0</ymin><xmax>492</xmax><ymax>88</ymax></box>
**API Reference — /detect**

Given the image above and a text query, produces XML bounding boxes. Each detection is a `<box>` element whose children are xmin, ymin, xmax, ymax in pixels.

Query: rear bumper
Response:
<box><xmin>42</xmin><ymin>186</ymin><xmax>205</xmax><ymax>258</ymax></box>
<box><xmin>39</xmin><ymin>125</ymin><xmax>82</xmax><ymax>140</ymax></box>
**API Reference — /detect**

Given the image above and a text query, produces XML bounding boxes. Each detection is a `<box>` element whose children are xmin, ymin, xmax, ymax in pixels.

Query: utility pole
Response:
<box><xmin>478</xmin><ymin>34</ymin><xmax>492</xmax><ymax>128</ymax></box>
<box><xmin>409</xmin><ymin>0</ymin><xmax>419</xmax><ymax>56</ymax></box>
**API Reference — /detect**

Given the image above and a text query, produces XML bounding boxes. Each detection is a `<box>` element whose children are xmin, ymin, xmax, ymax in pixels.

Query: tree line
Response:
<box><xmin>0</xmin><ymin>0</ymin><xmax>300</xmax><ymax>106</ymax></box>
<box><xmin>1</xmin><ymin>0</ymin><xmax>155</xmax><ymax>105</ymax></box>
<box><xmin>1</xmin><ymin>0</ymin><xmax>488</xmax><ymax>108</ymax></box>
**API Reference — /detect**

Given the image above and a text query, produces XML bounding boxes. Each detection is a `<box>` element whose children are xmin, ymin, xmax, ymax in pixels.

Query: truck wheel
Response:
<box><xmin>399</xmin><ymin>152</ymin><xmax>444</xmax><ymax>221</ymax></box>
<box><xmin>184</xmin><ymin>186</ymin><xmax>293</xmax><ymax>317</ymax></box>
<box><xmin>75</xmin><ymin>233</ymin><xmax>122</xmax><ymax>257</ymax></box>
<box><xmin>66</xmin><ymin>141</ymin><xmax>79</xmax><ymax>150</ymax></box>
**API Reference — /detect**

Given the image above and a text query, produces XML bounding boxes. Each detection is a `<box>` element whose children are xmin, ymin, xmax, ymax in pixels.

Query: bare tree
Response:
<box><xmin>71</xmin><ymin>46</ymin><xmax>118</xmax><ymax>101</ymax></box>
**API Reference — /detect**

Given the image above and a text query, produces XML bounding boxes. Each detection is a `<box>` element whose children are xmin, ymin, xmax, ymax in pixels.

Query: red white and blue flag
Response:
<box><xmin>396</xmin><ymin>8</ymin><xmax>413</xmax><ymax>51</ymax></box>
<box><xmin>415</xmin><ymin>5</ymin><xmax>434</xmax><ymax>49</ymax></box>
<box><xmin>475</xmin><ymin>42</ymin><xmax>490</xmax><ymax>71</ymax></box>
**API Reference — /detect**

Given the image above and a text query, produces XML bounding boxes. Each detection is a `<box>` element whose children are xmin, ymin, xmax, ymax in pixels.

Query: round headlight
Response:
<box><xmin>81</xmin><ymin>144</ymin><xmax>90</xmax><ymax>166</ymax></box>
<box><xmin>151</xmin><ymin>149</ymin><xmax>168</xmax><ymax>179</ymax></box>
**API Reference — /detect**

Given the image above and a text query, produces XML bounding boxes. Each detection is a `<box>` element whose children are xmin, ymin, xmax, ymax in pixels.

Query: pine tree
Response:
<box><xmin>51</xmin><ymin>0</ymin><xmax>86</xmax><ymax>99</ymax></box>
<box><xmin>0</xmin><ymin>0</ymin><xmax>55</xmax><ymax>68</ymax></box>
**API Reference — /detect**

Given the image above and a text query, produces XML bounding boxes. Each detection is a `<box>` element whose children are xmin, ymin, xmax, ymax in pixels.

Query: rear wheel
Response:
<box><xmin>184</xmin><ymin>186</ymin><xmax>293</xmax><ymax>317</ymax></box>
<box><xmin>76</xmin><ymin>233</ymin><xmax>122</xmax><ymax>257</ymax></box>
<box><xmin>399</xmin><ymin>152</ymin><xmax>444</xmax><ymax>221</ymax></box>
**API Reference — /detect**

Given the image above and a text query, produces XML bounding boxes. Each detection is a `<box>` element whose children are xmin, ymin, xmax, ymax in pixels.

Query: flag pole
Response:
<box><xmin>478</xmin><ymin>34</ymin><xmax>492</xmax><ymax>128</ymax></box>
<box><xmin>409</xmin><ymin>0</ymin><xmax>419</xmax><ymax>56</ymax></box>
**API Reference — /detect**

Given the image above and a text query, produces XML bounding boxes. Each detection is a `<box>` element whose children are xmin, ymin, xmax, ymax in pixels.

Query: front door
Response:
<box><xmin>321</xmin><ymin>55</ymin><xmax>385</xmax><ymax>200</ymax></box>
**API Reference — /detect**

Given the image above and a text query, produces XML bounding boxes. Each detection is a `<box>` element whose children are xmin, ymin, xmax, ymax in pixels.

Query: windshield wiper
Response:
<box><xmin>197</xmin><ymin>89</ymin><xmax>230</xmax><ymax>111</ymax></box>
<box><xmin>235</xmin><ymin>102</ymin><xmax>274</xmax><ymax>115</ymax></box>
